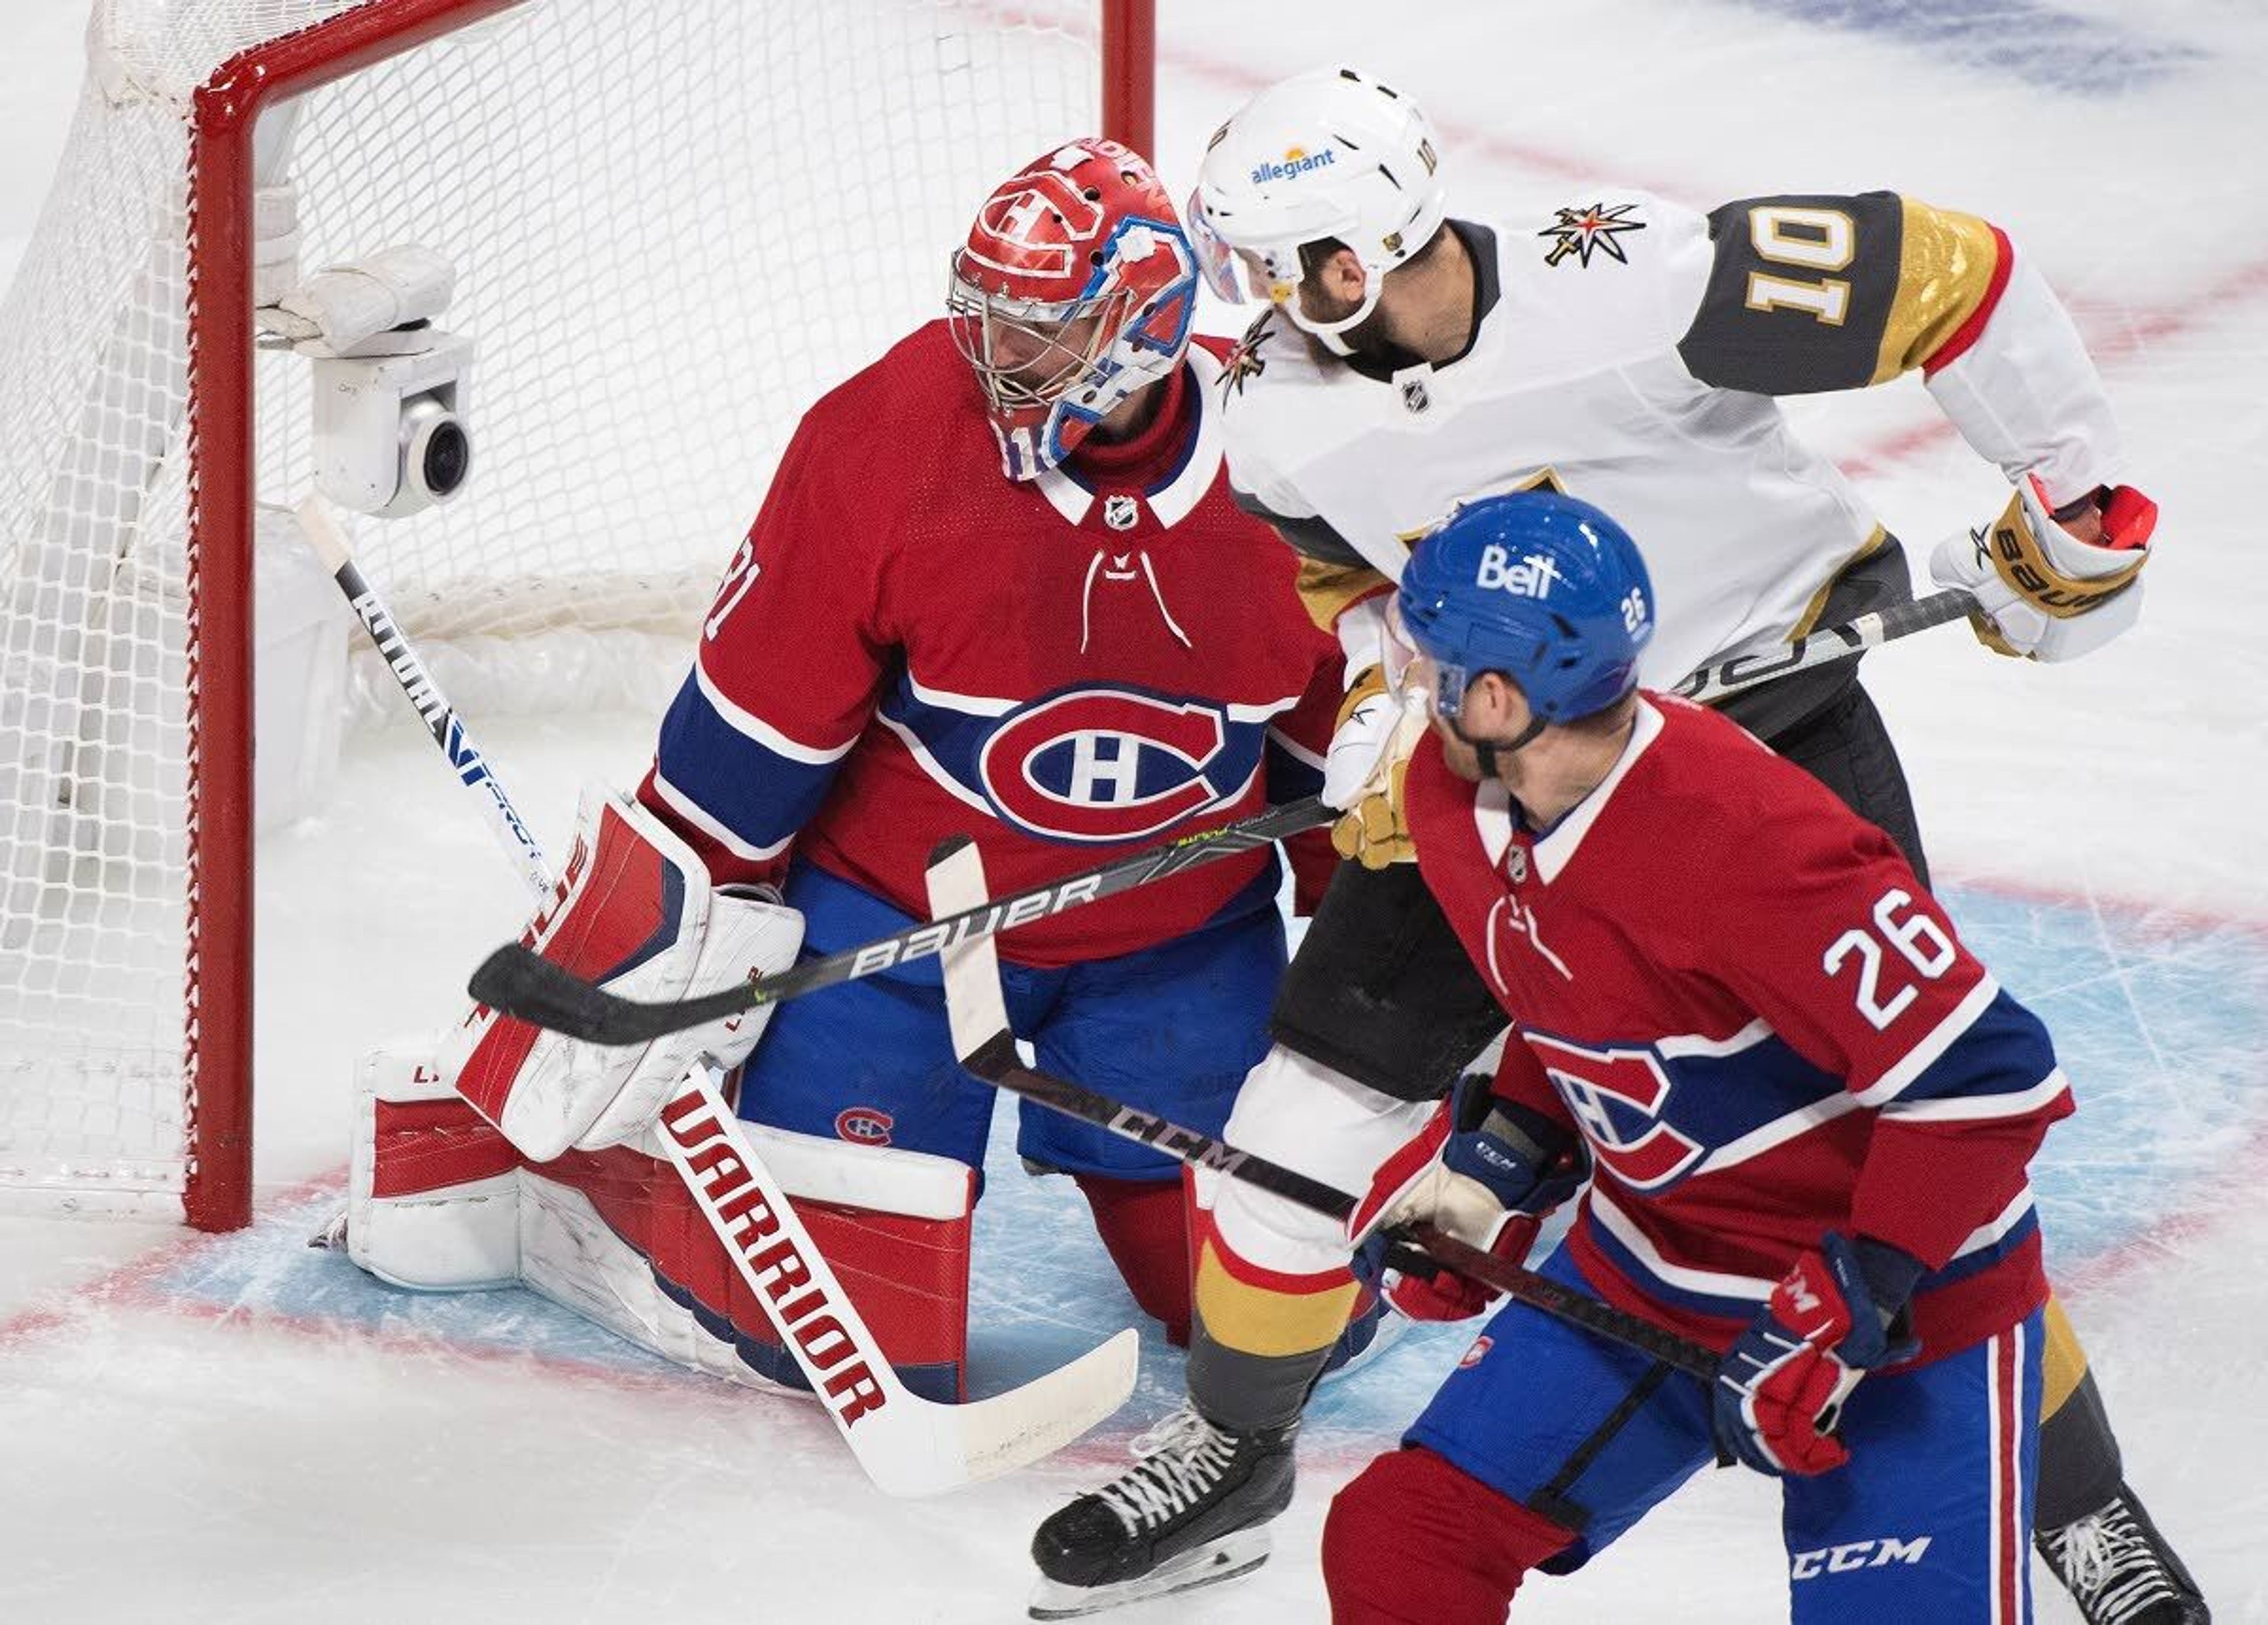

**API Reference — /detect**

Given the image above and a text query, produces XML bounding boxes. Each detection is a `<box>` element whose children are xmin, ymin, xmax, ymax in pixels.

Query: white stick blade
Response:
<box><xmin>926</xmin><ymin>836</ymin><xmax>1012</xmax><ymax>1058</ymax></box>
<box><xmin>946</xmin><ymin>1326</ymin><xmax>1139</xmax><ymax>1486</ymax></box>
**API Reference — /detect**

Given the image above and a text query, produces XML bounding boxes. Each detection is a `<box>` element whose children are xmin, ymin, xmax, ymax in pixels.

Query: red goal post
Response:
<box><xmin>0</xmin><ymin>0</ymin><xmax>1158</xmax><ymax>1231</ymax></box>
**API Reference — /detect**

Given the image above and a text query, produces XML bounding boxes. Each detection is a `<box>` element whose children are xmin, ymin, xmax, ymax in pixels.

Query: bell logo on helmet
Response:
<box><xmin>1250</xmin><ymin>146</ymin><xmax>1340</xmax><ymax>185</ymax></box>
<box><xmin>1474</xmin><ymin>544</ymin><xmax>1563</xmax><ymax>599</ymax></box>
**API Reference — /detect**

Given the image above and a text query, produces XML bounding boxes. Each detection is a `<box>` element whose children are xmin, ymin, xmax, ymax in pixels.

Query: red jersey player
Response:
<box><xmin>1316</xmin><ymin>490</ymin><xmax>2073</xmax><ymax>1621</ymax></box>
<box><xmin>343</xmin><ymin>142</ymin><xmax>1357</xmax><ymax>1405</ymax></box>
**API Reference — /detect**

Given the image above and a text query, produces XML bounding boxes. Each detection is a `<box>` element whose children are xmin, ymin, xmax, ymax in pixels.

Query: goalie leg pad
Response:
<box><xmin>347</xmin><ymin>1044</ymin><xmax>976</xmax><ymax>1396</ymax></box>
<box><xmin>537</xmin><ymin>1121</ymin><xmax>978</xmax><ymax>1401</ymax></box>
<box><xmin>348</xmin><ymin>1043</ymin><xmax>525</xmax><ymax>1291</ymax></box>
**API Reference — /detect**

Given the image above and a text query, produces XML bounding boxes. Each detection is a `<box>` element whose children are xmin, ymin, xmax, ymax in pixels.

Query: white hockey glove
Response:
<box><xmin>1930</xmin><ymin>477</ymin><xmax>2156</xmax><ymax>662</ymax></box>
<box><xmin>1325</xmin><ymin>666</ymin><xmax>1430</xmax><ymax>870</ymax></box>
<box><xmin>442</xmin><ymin>784</ymin><xmax>804</xmax><ymax>1161</ymax></box>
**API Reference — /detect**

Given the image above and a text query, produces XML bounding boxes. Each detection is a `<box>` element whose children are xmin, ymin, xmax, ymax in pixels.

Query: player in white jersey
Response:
<box><xmin>1025</xmin><ymin>67</ymin><xmax>2199</xmax><ymax>1625</ymax></box>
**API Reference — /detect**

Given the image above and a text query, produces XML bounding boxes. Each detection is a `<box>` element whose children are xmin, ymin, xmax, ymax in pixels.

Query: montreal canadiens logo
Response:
<box><xmin>978</xmin><ymin>686</ymin><xmax>1237</xmax><ymax>843</ymax></box>
<box><xmin>835</xmin><ymin>1108</ymin><xmax>894</xmax><ymax>1147</ymax></box>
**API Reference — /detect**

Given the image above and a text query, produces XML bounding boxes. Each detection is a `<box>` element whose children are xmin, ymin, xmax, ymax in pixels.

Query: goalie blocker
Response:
<box><xmin>347</xmin><ymin>1046</ymin><xmax>985</xmax><ymax>1401</ymax></box>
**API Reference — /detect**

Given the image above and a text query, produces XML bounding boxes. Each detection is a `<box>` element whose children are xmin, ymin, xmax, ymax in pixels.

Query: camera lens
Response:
<box><xmin>421</xmin><ymin>416</ymin><xmax>470</xmax><ymax>496</ymax></box>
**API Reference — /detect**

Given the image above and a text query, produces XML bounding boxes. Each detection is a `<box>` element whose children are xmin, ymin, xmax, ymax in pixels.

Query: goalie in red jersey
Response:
<box><xmin>340</xmin><ymin>142</ymin><xmax>1377</xmax><ymax>1405</ymax></box>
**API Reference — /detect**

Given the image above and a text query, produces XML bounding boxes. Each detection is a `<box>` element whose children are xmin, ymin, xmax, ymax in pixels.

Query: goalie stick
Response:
<box><xmin>465</xmin><ymin>585</ymin><xmax>1978</xmax><ymax>1050</ymax></box>
<box><xmin>311</xmin><ymin>492</ymin><xmax>1136</xmax><ymax>1496</ymax></box>
<box><xmin>924</xmin><ymin>837</ymin><xmax>1718</xmax><ymax>1383</ymax></box>
<box><xmin>298</xmin><ymin>496</ymin><xmax>552</xmax><ymax>899</ymax></box>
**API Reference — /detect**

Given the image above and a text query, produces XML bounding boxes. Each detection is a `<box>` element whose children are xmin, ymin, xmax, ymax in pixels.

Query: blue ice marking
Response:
<box><xmin>1735</xmin><ymin>0</ymin><xmax>2203</xmax><ymax>93</ymax></box>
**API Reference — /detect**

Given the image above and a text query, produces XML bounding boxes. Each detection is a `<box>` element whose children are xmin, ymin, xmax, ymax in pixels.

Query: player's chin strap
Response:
<box><xmin>1454</xmin><ymin>710</ymin><xmax>1546</xmax><ymax>782</ymax></box>
<box><xmin>1442</xmin><ymin>680</ymin><xmax>1551</xmax><ymax>779</ymax></box>
<box><xmin>302</xmin><ymin>492</ymin><xmax>1137</xmax><ymax>1497</ymax></box>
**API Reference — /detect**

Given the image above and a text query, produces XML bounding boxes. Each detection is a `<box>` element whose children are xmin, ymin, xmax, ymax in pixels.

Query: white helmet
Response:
<box><xmin>1190</xmin><ymin>67</ymin><xmax>1446</xmax><ymax>347</ymax></box>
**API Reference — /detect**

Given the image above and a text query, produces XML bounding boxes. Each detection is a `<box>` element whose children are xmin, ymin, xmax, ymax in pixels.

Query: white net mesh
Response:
<box><xmin>0</xmin><ymin>0</ymin><xmax>1104</xmax><ymax>1215</ymax></box>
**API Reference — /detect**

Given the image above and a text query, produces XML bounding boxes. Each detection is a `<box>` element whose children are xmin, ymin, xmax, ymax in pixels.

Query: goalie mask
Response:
<box><xmin>948</xmin><ymin>139</ymin><xmax>1199</xmax><ymax>481</ymax></box>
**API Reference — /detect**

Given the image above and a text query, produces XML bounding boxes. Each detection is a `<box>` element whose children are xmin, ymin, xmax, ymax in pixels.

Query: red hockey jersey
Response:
<box><xmin>639</xmin><ymin>322</ymin><xmax>1340</xmax><ymax>965</ymax></box>
<box><xmin>1404</xmin><ymin>696</ymin><xmax>2073</xmax><ymax>1362</ymax></box>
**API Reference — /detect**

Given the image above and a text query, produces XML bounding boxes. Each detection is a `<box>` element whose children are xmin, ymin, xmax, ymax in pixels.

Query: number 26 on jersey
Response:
<box><xmin>1824</xmin><ymin>887</ymin><xmax>1956</xmax><ymax>1030</ymax></box>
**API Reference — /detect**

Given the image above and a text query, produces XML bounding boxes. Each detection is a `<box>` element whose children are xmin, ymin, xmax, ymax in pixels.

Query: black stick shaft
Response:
<box><xmin>467</xmin><ymin>588</ymin><xmax>1974</xmax><ymax>1046</ymax></box>
<box><xmin>1673</xmin><ymin>588</ymin><xmax>1972</xmax><ymax>704</ymax></box>
<box><xmin>959</xmin><ymin>1035</ymin><xmax>1719</xmax><ymax>1380</ymax></box>
<box><xmin>1408</xmin><ymin>1226</ymin><xmax>1718</xmax><ymax>1379</ymax></box>
<box><xmin>467</xmin><ymin>795</ymin><xmax>1330</xmax><ymax>1043</ymax></box>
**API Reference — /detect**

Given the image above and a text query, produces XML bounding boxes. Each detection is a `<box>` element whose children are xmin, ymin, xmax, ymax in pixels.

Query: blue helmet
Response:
<box><xmin>1396</xmin><ymin>490</ymin><xmax>1655</xmax><ymax>725</ymax></box>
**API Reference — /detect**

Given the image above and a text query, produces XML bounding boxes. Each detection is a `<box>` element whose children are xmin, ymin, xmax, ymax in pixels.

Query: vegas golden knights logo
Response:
<box><xmin>1540</xmin><ymin>202</ymin><xmax>1646</xmax><ymax>268</ymax></box>
<box><xmin>1220</xmin><ymin>310</ymin><xmax>1274</xmax><ymax>399</ymax></box>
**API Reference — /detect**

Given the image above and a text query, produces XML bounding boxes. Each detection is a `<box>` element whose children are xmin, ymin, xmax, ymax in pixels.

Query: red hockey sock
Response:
<box><xmin>1324</xmin><ymin>1445</ymin><xmax>1574</xmax><ymax>1623</ymax></box>
<box><xmin>1074</xmin><ymin>1173</ymin><xmax>1193</xmax><ymax>1346</ymax></box>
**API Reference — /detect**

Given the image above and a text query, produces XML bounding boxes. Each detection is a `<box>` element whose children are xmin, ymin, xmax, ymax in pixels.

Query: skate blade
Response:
<box><xmin>1027</xmin><ymin>1527</ymin><xmax>1271</xmax><ymax>1620</ymax></box>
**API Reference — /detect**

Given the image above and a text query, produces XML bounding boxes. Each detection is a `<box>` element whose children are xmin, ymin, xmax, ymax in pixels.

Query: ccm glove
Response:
<box><xmin>1712</xmin><ymin>1232</ymin><xmax>1923</xmax><ymax>1477</ymax></box>
<box><xmin>1930</xmin><ymin>476</ymin><xmax>2157</xmax><ymax>662</ymax></box>
<box><xmin>1374</xmin><ymin>1073</ymin><xmax>1588</xmax><ymax>1321</ymax></box>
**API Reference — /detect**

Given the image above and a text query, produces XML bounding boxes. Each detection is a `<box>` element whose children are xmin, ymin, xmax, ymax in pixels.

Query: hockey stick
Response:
<box><xmin>315</xmin><ymin>496</ymin><xmax>1136</xmax><ymax>1495</ymax></box>
<box><xmin>298</xmin><ymin>496</ymin><xmax>552</xmax><ymax>899</ymax></box>
<box><xmin>925</xmin><ymin>837</ymin><xmax>1719</xmax><ymax>1383</ymax></box>
<box><xmin>467</xmin><ymin>794</ymin><xmax>1331</xmax><ymax>1045</ymax></box>
<box><xmin>1668</xmin><ymin>587</ymin><xmax>1973</xmax><ymax>705</ymax></box>
<box><xmin>466</xmin><ymin>586</ymin><xmax>1977</xmax><ymax>1051</ymax></box>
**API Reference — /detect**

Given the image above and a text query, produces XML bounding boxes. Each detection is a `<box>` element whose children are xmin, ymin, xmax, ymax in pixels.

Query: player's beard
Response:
<box><xmin>1294</xmin><ymin>283</ymin><xmax>1396</xmax><ymax>361</ymax></box>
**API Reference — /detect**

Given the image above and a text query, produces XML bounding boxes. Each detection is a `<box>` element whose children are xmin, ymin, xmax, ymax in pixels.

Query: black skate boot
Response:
<box><xmin>1027</xmin><ymin>1402</ymin><xmax>1296</xmax><ymax>1620</ymax></box>
<box><xmin>2036</xmin><ymin>1482</ymin><xmax>2210</xmax><ymax>1624</ymax></box>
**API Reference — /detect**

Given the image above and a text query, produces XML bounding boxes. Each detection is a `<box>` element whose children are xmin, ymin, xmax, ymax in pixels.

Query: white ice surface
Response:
<box><xmin>2</xmin><ymin>1</ymin><xmax>2264</xmax><ymax>1620</ymax></box>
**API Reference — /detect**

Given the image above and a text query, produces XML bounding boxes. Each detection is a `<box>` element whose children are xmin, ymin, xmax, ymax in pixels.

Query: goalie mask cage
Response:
<box><xmin>0</xmin><ymin>0</ymin><xmax>1156</xmax><ymax>1230</ymax></box>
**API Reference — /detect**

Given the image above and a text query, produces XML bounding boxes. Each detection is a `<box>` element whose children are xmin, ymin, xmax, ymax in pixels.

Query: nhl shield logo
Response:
<box><xmin>1505</xmin><ymin>844</ymin><xmax>1529</xmax><ymax>883</ymax></box>
<box><xmin>1103</xmin><ymin>494</ymin><xmax>1140</xmax><ymax>531</ymax></box>
<box><xmin>1400</xmin><ymin>377</ymin><xmax>1430</xmax><ymax>415</ymax></box>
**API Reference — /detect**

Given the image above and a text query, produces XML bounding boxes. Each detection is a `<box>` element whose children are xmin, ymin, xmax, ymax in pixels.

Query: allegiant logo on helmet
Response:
<box><xmin>1250</xmin><ymin>146</ymin><xmax>1338</xmax><ymax>185</ymax></box>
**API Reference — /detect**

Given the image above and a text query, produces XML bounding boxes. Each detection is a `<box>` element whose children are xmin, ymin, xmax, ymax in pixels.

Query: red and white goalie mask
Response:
<box><xmin>948</xmin><ymin>138</ymin><xmax>1199</xmax><ymax>481</ymax></box>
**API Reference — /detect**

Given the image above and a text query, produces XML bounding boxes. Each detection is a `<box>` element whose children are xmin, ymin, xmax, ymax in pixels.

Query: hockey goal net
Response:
<box><xmin>0</xmin><ymin>0</ymin><xmax>1154</xmax><ymax>1229</ymax></box>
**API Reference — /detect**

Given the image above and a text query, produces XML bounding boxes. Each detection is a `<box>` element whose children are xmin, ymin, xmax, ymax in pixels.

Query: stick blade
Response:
<box><xmin>926</xmin><ymin>836</ymin><xmax>1012</xmax><ymax>1061</ymax></box>
<box><xmin>943</xmin><ymin>1326</ymin><xmax>1140</xmax><ymax>1489</ymax></box>
<box><xmin>466</xmin><ymin>944</ymin><xmax>614</xmax><ymax>1039</ymax></box>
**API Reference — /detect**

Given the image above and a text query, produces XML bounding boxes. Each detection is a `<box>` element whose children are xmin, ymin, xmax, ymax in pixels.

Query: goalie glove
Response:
<box><xmin>1930</xmin><ymin>476</ymin><xmax>2156</xmax><ymax>662</ymax></box>
<box><xmin>1712</xmin><ymin>1232</ymin><xmax>1923</xmax><ymax>1477</ymax></box>
<box><xmin>444</xmin><ymin>784</ymin><xmax>804</xmax><ymax>1161</ymax></box>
